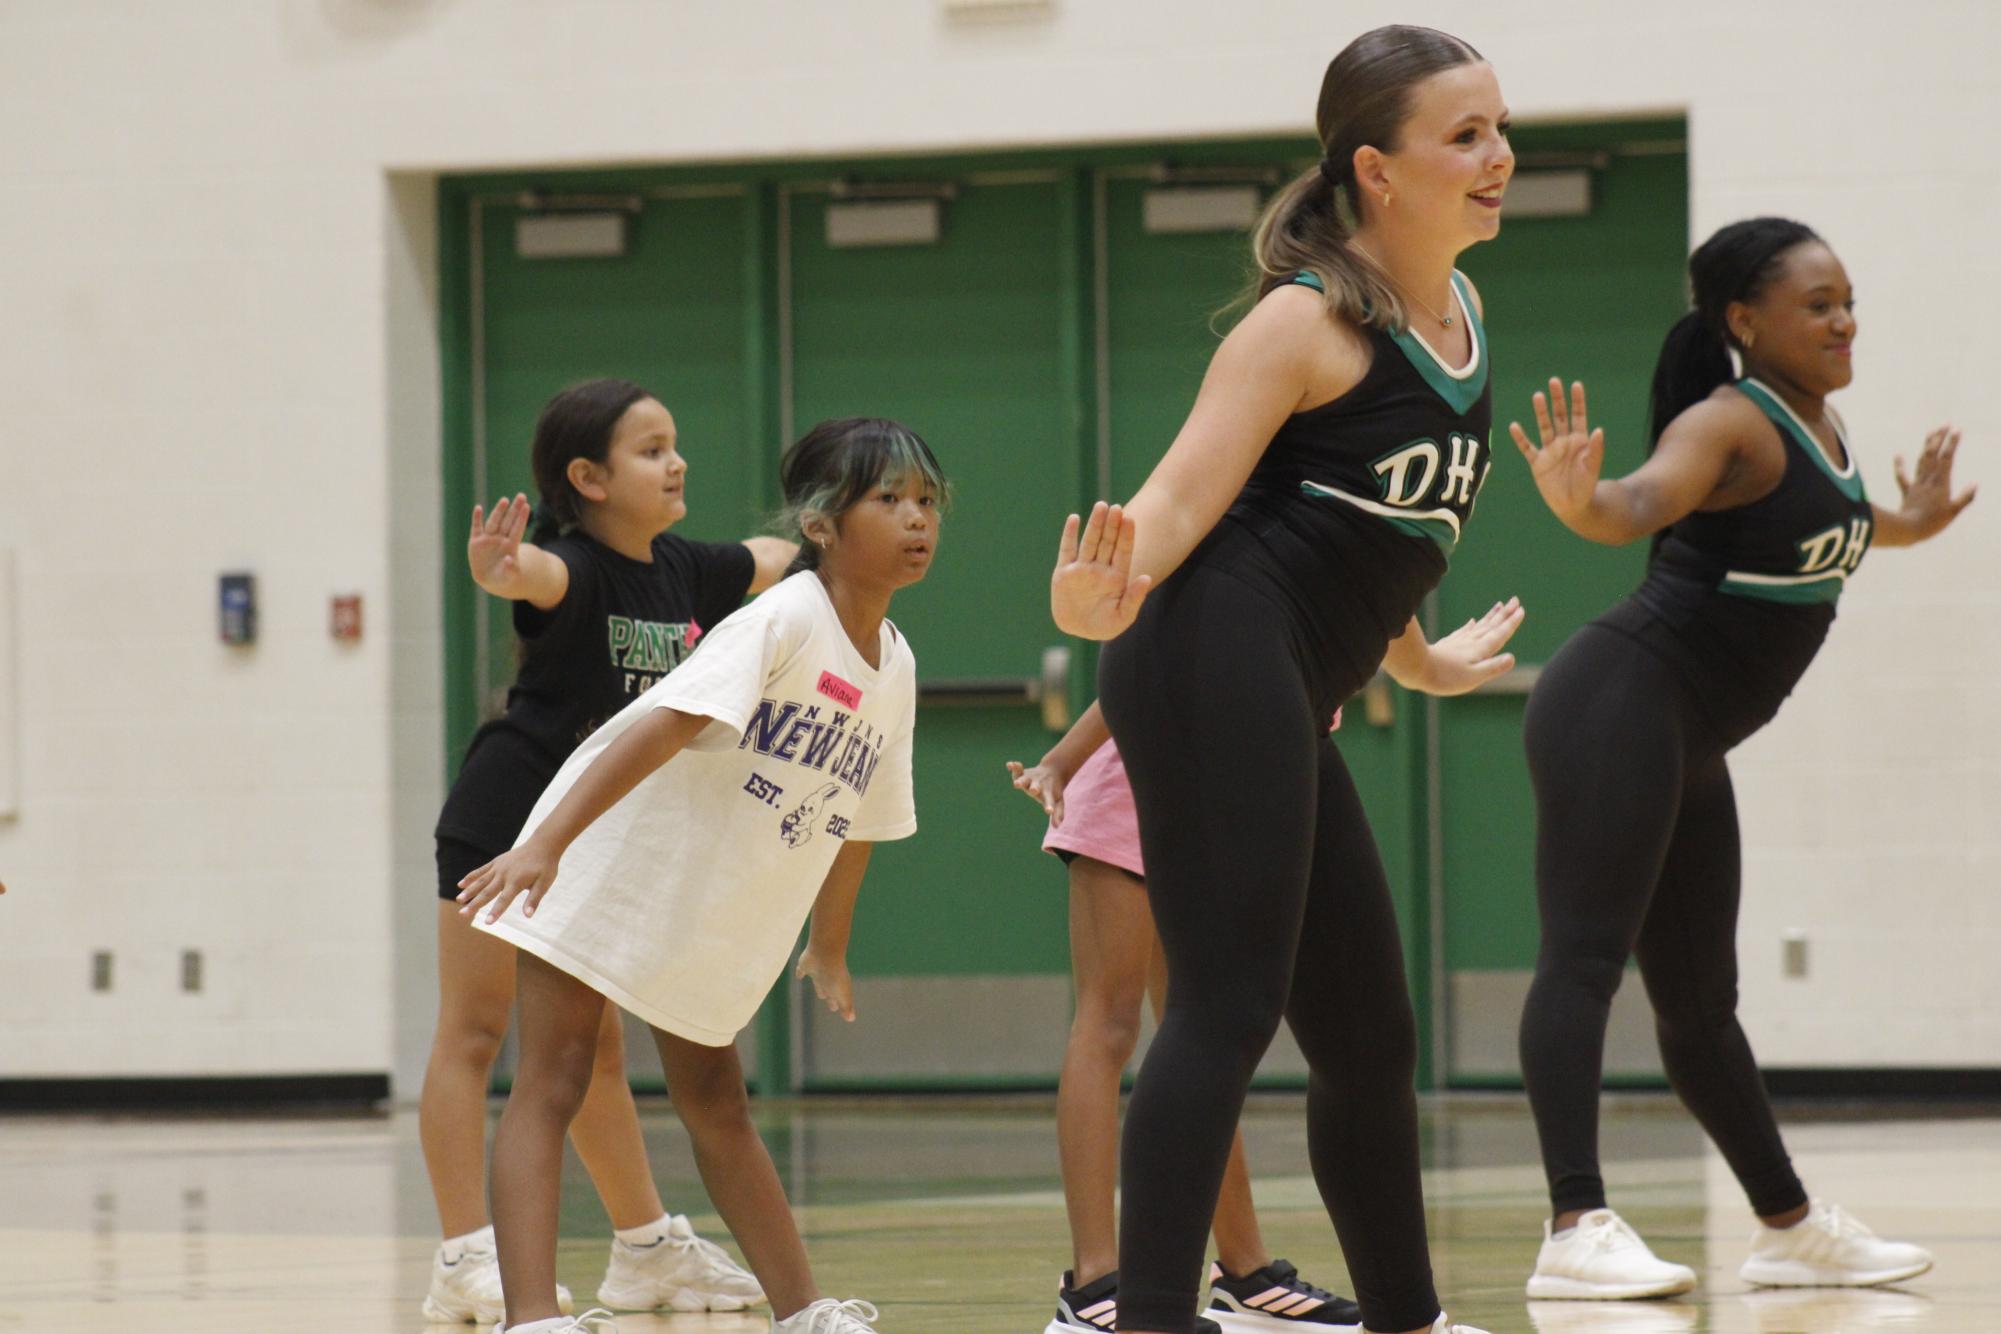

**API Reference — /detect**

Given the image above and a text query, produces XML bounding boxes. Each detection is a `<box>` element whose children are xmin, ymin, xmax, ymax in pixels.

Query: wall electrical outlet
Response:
<box><xmin>181</xmin><ymin>949</ymin><xmax>203</xmax><ymax>993</ymax></box>
<box><xmin>90</xmin><ymin>950</ymin><xmax>113</xmax><ymax>992</ymax></box>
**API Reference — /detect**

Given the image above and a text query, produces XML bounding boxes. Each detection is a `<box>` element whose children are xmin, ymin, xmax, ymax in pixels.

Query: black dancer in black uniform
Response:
<box><xmin>1512</xmin><ymin>219</ymin><xmax>1973</xmax><ymax>1301</ymax></box>
<box><xmin>1050</xmin><ymin>26</ymin><xmax>1523</xmax><ymax>1334</ymax></box>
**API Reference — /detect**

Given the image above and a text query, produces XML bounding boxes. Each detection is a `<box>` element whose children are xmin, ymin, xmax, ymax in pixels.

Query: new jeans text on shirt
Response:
<box><xmin>739</xmin><ymin>698</ymin><xmax>883</xmax><ymax>797</ymax></box>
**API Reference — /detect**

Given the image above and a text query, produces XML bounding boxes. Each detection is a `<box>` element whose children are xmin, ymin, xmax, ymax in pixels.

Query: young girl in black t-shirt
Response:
<box><xmin>421</xmin><ymin>378</ymin><xmax>796</xmax><ymax>1324</ymax></box>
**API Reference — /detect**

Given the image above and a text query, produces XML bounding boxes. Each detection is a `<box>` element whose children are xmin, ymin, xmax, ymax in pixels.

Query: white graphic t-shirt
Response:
<box><xmin>477</xmin><ymin>572</ymin><xmax>918</xmax><ymax>1045</ymax></box>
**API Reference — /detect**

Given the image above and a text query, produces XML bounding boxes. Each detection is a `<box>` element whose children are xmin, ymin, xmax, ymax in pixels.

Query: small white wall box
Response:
<box><xmin>515</xmin><ymin>211</ymin><xmax>628</xmax><ymax>259</ymax></box>
<box><xmin>826</xmin><ymin>199</ymin><xmax>942</xmax><ymax>248</ymax></box>
<box><xmin>1142</xmin><ymin>185</ymin><xmax>1264</xmax><ymax>235</ymax></box>
<box><xmin>1503</xmin><ymin>169</ymin><xmax>1592</xmax><ymax>219</ymax></box>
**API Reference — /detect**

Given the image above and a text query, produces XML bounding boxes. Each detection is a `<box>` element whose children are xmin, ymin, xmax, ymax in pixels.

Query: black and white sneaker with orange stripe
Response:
<box><xmin>1205</xmin><ymin>1260</ymin><xmax>1362</xmax><ymax>1332</ymax></box>
<box><xmin>1044</xmin><ymin>1270</ymin><xmax>1222</xmax><ymax>1334</ymax></box>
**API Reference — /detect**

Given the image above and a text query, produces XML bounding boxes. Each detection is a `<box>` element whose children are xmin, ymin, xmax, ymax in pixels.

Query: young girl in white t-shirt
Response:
<box><xmin>457</xmin><ymin>417</ymin><xmax>947</xmax><ymax>1334</ymax></box>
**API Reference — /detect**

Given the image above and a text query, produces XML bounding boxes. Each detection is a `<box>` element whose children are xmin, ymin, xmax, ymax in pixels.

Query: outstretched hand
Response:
<box><xmin>455</xmin><ymin>840</ymin><xmax>561</xmax><ymax>925</ymax></box>
<box><xmin>1422</xmin><ymin>598</ymin><xmax>1525</xmax><ymax>696</ymax></box>
<box><xmin>1893</xmin><ymin>425</ymin><xmax>1976</xmax><ymax>541</ymax></box>
<box><xmin>1510</xmin><ymin>379</ymin><xmax>1606</xmax><ymax>526</ymax></box>
<box><xmin>1005</xmin><ymin>760</ymin><xmax>1068</xmax><ymax>827</ymax></box>
<box><xmin>1051</xmin><ymin>502</ymin><xmax>1153</xmax><ymax>641</ymax></box>
<box><xmin>469</xmin><ymin>492</ymin><xmax>532</xmax><ymax>591</ymax></box>
<box><xmin>796</xmin><ymin>947</ymin><xmax>855</xmax><ymax>1023</ymax></box>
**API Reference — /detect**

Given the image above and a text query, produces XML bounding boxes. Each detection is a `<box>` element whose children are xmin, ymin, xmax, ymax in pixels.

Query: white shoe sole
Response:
<box><xmin>420</xmin><ymin>1292</ymin><xmax>494</xmax><ymax>1323</ymax></box>
<box><xmin>1526</xmin><ymin>1271</ymin><xmax>1697</xmax><ymax>1300</ymax></box>
<box><xmin>597</xmin><ymin>1282</ymin><xmax>766</xmax><ymax>1312</ymax></box>
<box><xmin>1738</xmin><ymin>1256</ymin><xmax>1933</xmax><ymax>1288</ymax></box>
<box><xmin>1044</xmin><ymin>1320</ymin><xmax>1099</xmax><ymax>1334</ymax></box>
<box><xmin>1208</xmin><ymin>1305</ymin><xmax>1362</xmax><ymax>1332</ymax></box>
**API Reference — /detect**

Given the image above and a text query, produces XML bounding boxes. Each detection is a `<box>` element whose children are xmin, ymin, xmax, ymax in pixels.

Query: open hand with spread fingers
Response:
<box><xmin>1891</xmin><ymin>425</ymin><xmax>1976</xmax><ymax>542</ymax></box>
<box><xmin>1424</xmin><ymin>597</ymin><xmax>1526</xmax><ymax>696</ymax></box>
<box><xmin>468</xmin><ymin>492</ymin><xmax>533</xmax><ymax>593</ymax></box>
<box><xmin>456</xmin><ymin>839</ymin><xmax>561</xmax><ymax>925</ymax></box>
<box><xmin>1051</xmin><ymin>501</ymin><xmax>1153</xmax><ymax>641</ymax></box>
<box><xmin>1510</xmin><ymin>378</ymin><xmax>1606</xmax><ymax>528</ymax></box>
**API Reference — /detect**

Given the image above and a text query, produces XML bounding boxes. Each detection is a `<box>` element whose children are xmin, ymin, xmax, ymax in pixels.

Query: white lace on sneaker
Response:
<box><xmin>598</xmin><ymin>1214</ymin><xmax>765</xmax><ymax>1312</ymax></box>
<box><xmin>1525</xmin><ymin>1209</ymin><xmax>1696</xmax><ymax>1301</ymax></box>
<box><xmin>1739</xmin><ymin>1198</ymin><xmax>1933</xmax><ymax>1288</ymax></box>
<box><xmin>772</xmin><ymin>1296</ymin><xmax>881</xmax><ymax>1332</ymax></box>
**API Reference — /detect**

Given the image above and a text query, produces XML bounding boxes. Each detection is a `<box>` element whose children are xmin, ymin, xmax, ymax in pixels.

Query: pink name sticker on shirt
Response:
<box><xmin>817</xmin><ymin>671</ymin><xmax>862</xmax><ymax>709</ymax></box>
<box><xmin>686</xmin><ymin>619</ymin><xmax>703</xmax><ymax>648</ymax></box>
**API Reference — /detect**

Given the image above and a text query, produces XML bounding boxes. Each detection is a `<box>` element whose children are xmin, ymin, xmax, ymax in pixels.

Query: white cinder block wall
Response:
<box><xmin>0</xmin><ymin>0</ymin><xmax>1992</xmax><ymax>1091</ymax></box>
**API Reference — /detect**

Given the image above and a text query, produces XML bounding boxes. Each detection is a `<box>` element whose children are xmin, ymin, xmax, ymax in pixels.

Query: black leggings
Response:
<box><xmin>1517</xmin><ymin>624</ymin><xmax>1807</xmax><ymax>1219</ymax></box>
<box><xmin>1100</xmin><ymin>569</ymin><xmax>1437</xmax><ymax>1334</ymax></box>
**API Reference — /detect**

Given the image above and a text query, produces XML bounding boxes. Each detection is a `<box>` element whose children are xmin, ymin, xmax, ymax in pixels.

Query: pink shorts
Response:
<box><xmin>1041</xmin><ymin>740</ymin><xmax>1145</xmax><ymax>880</ymax></box>
<box><xmin>1039</xmin><ymin>709</ymin><xmax>1342</xmax><ymax>884</ymax></box>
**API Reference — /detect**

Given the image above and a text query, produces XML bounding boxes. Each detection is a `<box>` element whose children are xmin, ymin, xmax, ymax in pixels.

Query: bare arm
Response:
<box><xmin>1871</xmin><ymin>425</ymin><xmax>1975</xmax><ymax>548</ymax></box>
<box><xmin>1051</xmin><ymin>289</ymin><xmax>1361</xmax><ymax>639</ymax></box>
<box><xmin>797</xmin><ymin>840</ymin><xmax>873</xmax><ymax>1022</ymax></box>
<box><xmin>1379</xmin><ymin>599</ymin><xmax>1525</xmax><ymax>696</ymax></box>
<box><xmin>468</xmin><ymin>492</ymin><xmax>571</xmax><ymax>610</ymax></box>
<box><xmin>455</xmin><ymin>706</ymin><xmax>718</xmax><ymax>921</ymax></box>
<box><xmin>742</xmin><ymin>537</ymin><xmax>801</xmax><ymax>593</ymax></box>
<box><xmin>1004</xmin><ymin>698</ymin><xmax>1112</xmax><ymax>825</ymax></box>
<box><xmin>1509</xmin><ymin>381</ymin><xmax>1740</xmax><ymax>547</ymax></box>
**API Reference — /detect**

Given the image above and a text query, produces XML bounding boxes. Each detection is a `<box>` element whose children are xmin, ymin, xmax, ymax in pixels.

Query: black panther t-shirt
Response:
<box><xmin>434</xmin><ymin>531</ymin><xmax>757</xmax><ymax>854</ymax></box>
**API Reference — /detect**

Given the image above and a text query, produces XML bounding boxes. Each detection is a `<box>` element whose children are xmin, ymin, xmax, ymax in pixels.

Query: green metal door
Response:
<box><xmin>446</xmin><ymin>184</ymin><xmax>777</xmax><ymax>1085</ymax></box>
<box><xmin>1440</xmin><ymin>126</ymin><xmax>1689</xmax><ymax>1085</ymax></box>
<box><xmin>782</xmin><ymin>173</ymin><xmax>1089</xmax><ymax>1087</ymax></box>
<box><xmin>1097</xmin><ymin>165</ymin><xmax>1430</xmax><ymax>1084</ymax></box>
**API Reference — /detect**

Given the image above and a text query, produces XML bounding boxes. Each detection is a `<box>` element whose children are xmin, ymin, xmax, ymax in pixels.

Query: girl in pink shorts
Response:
<box><xmin>1008</xmin><ymin>704</ymin><xmax>1358</xmax><ymax>1334</ymax></box>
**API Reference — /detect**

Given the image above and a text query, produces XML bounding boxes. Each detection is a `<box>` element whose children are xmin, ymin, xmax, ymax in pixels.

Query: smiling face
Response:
<box><xmin>1356</xmin><ymin>60</ymin><xmax>1514</xmax><ymax>249</ymax></box>
<box><xmin>591</xmin><ymin>397</ymin><xmax>688</xmax><ymax>533</ymax></box>
<box><xmin>1730</xmin><ymin>241</ymin><xmax>1858</xmax><ymax>396</ymax></box>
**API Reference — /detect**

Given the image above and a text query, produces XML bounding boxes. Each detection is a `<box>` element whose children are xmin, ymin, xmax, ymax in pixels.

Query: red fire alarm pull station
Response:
<box><xmin>331</xmin><ymin>594</ymin><xmax>363</xmax><ymax>642</ymax></box>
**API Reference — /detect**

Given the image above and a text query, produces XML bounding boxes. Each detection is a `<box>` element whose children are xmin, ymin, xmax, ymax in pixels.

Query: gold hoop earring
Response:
<box><xmin>1743</xmin><ymin>331</ymin><xmax>1756</xmax><ymax>350</ymax></box>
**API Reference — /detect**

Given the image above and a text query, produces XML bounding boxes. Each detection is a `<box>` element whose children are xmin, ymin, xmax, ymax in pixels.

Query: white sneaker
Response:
<box><xmin>597</xmin><ymin>1213</ymin><xmax>766</xmax><ymax>1311</ymax></box>
<box><xmin>1526</xmin><ymin>1299</ymin><xmax>1699</xmax><ymax>1332</ymax></box>
<box><xmin>1524</xmin><ymin>1209</ymin><xmax>1698</xmax><ymax>1300</ymax></box>
<box><xmin>771</xmin><ymin>1297</ymin><xmax>881</xmax><ymax>1332</ymax></box>
<box><xmin>495</xmin><ymin>1310</ymin><xmax>620</xmax><ymax>1334</ymax></box>
<box><xmin>1738</xmin><ymin>1199</ymin><xmax>1933</xmax><ymax>1288</ymax></box>
<box><xmin>421</xmin><ymin>1225</ymin><xmax>574</xmax><ymax>1323</ymax></box>
<box><xmin>1424</xmin><ymin>1316</ymin><xmax>1492</xmax><ymax>1334</ymax></box>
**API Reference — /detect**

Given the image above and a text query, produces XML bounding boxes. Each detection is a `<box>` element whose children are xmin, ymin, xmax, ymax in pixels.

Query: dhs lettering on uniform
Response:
<box><xmin>1796</xmin><ymin>516</ymin><xmax>1871</xmax><ymax>575</ymax></box>
<box><xmin>1372</xmin><ymin>433</ymin><xmax>1489</xmax><ymax>509</ymax></box>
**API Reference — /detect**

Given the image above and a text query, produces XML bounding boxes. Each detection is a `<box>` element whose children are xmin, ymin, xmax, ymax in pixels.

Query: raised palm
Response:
<box><xmin>1509</xmin><ymin>378</ymin><xmax>1605</xmax><ymax>524</ymax></box>
<box><xmin>1051</xmin><ymin>502</ymin><xmax>1153</xmax><ymax>641</ymax></box>
<box><xmin>1894</xmin><ymin>425</ymin><xmax>1976</xmax><ymax>541</ymax></box>
<box><xmin>469</xmin><ymin>492</ymin><xmax>531</xmax><ymax>588</ymax></box>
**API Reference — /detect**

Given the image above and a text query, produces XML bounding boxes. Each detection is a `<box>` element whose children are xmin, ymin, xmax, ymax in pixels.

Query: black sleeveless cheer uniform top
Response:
<box><xmin>1598</xmin><ymin>376</ymin><xmax>1874</xmax><ymax>745</ymax></box>
<box><xmin>1189</xmin><ymin>270</ymin><xmax>1495</xmax><ymax>705</ymax></box>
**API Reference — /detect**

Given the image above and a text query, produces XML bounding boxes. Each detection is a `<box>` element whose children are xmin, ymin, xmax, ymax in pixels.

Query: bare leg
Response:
<box><xmin>1058</xmin><ymin>857</ymin><xmax>1156</xmax><ymax>1286</ymax></box>
<box><xmin>568</xmin><ymin>1003</ymin><xmax>670</xmax><ymax>1229</ymax></box>
<box><xmin>420</xmin><ymin>900</ymin><xmax>522</xmax><ymax>1238</ymax></box>
<box><xmin>419</xmin><ymin>901</ymin><xmax>669</xmax><ymax>1239</ymax></box>
<box><xmin>650</xmin><ymin>1028</ymin><xmax>819</xmax><ymax>1319</ymax></box>
<box><xmin>490</xmin><ymin>952</ymin><xmax>607</xmax><ymax>1326</ymax></box>
<box><xmin>1143</xmin><ymin>938</ymin><xmax>1271</xmax><ymax>1280</ymax></box>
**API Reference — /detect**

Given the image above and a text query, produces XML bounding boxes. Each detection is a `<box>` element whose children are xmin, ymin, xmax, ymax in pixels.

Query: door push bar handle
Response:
<box><xmin>1358</xmin><ymin>662</ymin><xmax>1543</xmax><ymax>728</ymax></box>
<box><xmin>916</xmin><ymin>645</ymin><xmax>1073</xmax><ymax>731</ymax></box>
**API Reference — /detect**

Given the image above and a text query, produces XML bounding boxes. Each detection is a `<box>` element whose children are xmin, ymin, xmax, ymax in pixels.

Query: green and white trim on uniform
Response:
<box><xmin>1720</xmin><ymin>377</ymin><xmax>1871</xmax><ymax>605</ymax></box>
